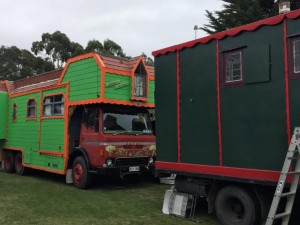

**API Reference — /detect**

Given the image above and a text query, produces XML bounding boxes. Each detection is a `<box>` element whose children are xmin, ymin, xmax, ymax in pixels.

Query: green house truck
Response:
<box><xmin>0</xmin><ymin>52</ymin><xmax>156</xmax><ymax>189</ymax></box>
<box><xmin>153</xmin><ymin>9</ymin><xmax>300</xmax><ymax>225</ymax></box>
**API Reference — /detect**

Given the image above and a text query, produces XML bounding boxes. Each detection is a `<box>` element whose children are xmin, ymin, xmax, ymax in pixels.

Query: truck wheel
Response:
<box><xmin>72</xmin><ymin>156</ymin><xmax>91</xmax><ymax>189</ymax></box>
<box><xmin>215</xmin><ymin>185</ymin><xmax>260</xmax><ymax>225</ymax></box>
<box><xmin>4</xmin><ymin>151</ymin><xmax>15</xmax><ymax>173</ymax></box>
<box><xmin>15</xmin><ymin>152</ymin><xmax>26</xmax><ymax>175</ymax></box>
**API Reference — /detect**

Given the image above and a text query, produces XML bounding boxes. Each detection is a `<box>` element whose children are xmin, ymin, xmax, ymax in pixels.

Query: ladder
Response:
<box><xmin>265</xmin><ymin>127</ymin><xmax>300</xmax><ymax>225</ymax></box>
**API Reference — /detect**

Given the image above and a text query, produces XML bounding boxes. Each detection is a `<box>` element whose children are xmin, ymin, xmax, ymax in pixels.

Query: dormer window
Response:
<box><xmin>133</xmin><ymin>62</ymin><xmax>147</xmax><ymax>98</ymax></box>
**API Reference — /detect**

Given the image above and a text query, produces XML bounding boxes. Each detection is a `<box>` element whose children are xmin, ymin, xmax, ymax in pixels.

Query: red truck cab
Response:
<box><xmin>69</xmin><ymin>105</ymin><xmax>155</xmax><ymax>188</ymax></box>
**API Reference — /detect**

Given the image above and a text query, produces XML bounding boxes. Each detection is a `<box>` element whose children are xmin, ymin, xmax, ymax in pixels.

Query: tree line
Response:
<box><xmin>201</xmin><ymin>0</ymin><xmax>300</xmax><ymax>34</ymax></box>
<box><xmin>0</xmin><ymin>31</ymin><xmax>153</xmax><ymax>81</ymax></box>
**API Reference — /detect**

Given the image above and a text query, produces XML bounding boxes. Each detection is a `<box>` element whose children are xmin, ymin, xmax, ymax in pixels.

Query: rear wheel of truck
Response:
<box><xmin>72</xmin><ymin>156</ymin><xmax>91</xmax><ymax>189</ymax></box>
<box><xmin>215</xmin><ymin>185</ymin><xmax>260</xmax><ymax>225</ymax></box>
<box><xmin>4</xmin><ymin>151</ymin><xmax>15</xmax><ymax>173</ymax></box>
<box><xmin>15</xmin><ymin>152</ymin><xmax>27</xmax><ymax>175</ymax></box>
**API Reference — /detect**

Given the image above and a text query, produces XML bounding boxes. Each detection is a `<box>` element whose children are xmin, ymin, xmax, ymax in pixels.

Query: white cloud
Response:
<box><xmin>0</xmin><ymin>0</ymin><xmax>223</xmax><ymax>57</ymax></box>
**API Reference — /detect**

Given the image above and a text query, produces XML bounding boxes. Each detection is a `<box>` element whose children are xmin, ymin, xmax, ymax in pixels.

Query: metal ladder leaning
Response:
<box><xmin>265</xmin><ymin>127</ymin><xmax>300</xmax><ymax>225</ymax></box>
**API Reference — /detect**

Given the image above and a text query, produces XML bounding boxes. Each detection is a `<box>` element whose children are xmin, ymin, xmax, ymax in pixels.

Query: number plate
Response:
<box><xmin>129</xmin><ymin>166</ymin><xmax>140</xmax><ymax>172</ymax></box>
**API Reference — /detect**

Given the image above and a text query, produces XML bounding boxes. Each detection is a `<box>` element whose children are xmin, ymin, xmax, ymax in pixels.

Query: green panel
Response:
<box><xmin>286</xmin><ymin>17</ymin><xmax>300</xmax><ymax>35</ymax></box>
<box><xmin>42</xmin><ymin>86</ymin><xmax>66</xmax><ymax>96</ymax></box>
<box><xmin>148</xmin><ymin>80</ymin><xmax>155</xmax><ymax>104</ymax></box>
<box><xmin>0</xmin><ymin>92</ymin><xmax>8</xmax><ymax>139</ymax></box>
<box><xmin>31</xmin><ymin>152</ymin><xmax>64</xmax><ymax>171</ymax></box>
<box><xmin>220</xmin><ymin>23</ymin><xmax>287</xmax><ymax>170</ymax></box>
<box><xmin>62</xmin><ymin>57</ymin><xmax>100</xmax><ymax>101</ymax></box>
<box><xmin>244</xmin><ymin>45</ymin><xmax>270</xmax><ymax>84</ymax></box>
<box><xmin>105</xmin><ymin>73</ymin><xmax>131</xmax><ymax>101</ymax></box>
<box><xmin>180</xmin><ymin>41</ymin><xmax>219</xmax><ymax>165</ymax></box>
<box><xmin>155</xmin><ymin>53</ymin><xmax>178</xmax><ymax>162</ymax></box>
<box><xmin>5</xmin><ymin>92</ymin><xmax>41</xmax><ymax>164</ymax></box>
<box><xmin>40</xmin><ymin>119</ymin><xmax>64</xmax><ymax>152</ymax></box>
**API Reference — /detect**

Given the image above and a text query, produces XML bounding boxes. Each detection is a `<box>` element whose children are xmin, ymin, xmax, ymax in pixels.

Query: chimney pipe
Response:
<box><xmin>279</xmin><ymin>0</ymin><xmax>291</xmax><ymax>14</ymax></box>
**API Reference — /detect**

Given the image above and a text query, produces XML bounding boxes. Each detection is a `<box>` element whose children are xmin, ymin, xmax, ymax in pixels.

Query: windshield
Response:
<box><xmin>103</xmin><ymin>110</ymin><xmax>152</xmax><ymax>135</ymax></box>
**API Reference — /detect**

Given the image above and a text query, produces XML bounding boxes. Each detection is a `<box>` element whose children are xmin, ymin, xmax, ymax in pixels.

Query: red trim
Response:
<box><xmin>216</xmin><ymin>40</ymin><xmax>223</xmax><ymax>166</ymax></box>
<box><xmin>176</xmin><ymin>51</ymin><xmax>181</xmax><ymax>163</ymax></box>
<box><xmin>155</xmin><ymin>161</ymin><xmax>281</xmax><ymax>182</ymax></box>
<box><xmin>284</xmin><ymin>19</ymin><xmax>291</xmax><ymax>143</ymax></box>
<box><xmin>152</xmin><ymin>10</ymin><xmax>300</xmax><ymax>57</ymax></box>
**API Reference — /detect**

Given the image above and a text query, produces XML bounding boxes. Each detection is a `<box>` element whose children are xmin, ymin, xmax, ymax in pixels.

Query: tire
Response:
<box><xmin>15</xmin><ymin>152</ymin><xmax>27</xmax><ymax>176</ymax></box>
<box><xmin>215</xmin><ymin>185</ymin><xmax>260</xmax><ymax>225</ymax></box>
<box><xmin>72</xmin><ymin>156</ymin><xmax>91</xmax><ymax>189</ymax></box>
<box><xmin>4</xmin><ymin>151</ymin><xmax>15</xmax><ymax>173</ymax></box>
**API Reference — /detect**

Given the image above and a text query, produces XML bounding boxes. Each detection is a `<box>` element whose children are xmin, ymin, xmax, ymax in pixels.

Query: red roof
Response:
<box><xmin>0</xmin><ymin>83</ymin><xmax>7</xmax><ymax>92</ymax></box>
<box><xmin>152</xmin><ymin>9</ymin><xmax>300</xmax><ymax>57</ymax></box>
<box><xmin>4</xmin><ymin>54</ymin><xmax>154</xmax><ymax>95</ymax></box>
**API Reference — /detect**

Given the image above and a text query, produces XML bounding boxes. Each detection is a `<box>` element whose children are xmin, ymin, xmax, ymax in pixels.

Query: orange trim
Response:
<box><xmin>39</xmin><ymin>150</ymin><xmax>64</xmax><ymax>157</ymax></box>
<box><xmin>24</xmin><ymin>164</ymin><xmax>65</xmax><ymax>175</ymax></box>
<box><xmin>58</xmin><ymin>52</ymin><xmax>106</xmax><ymax>84</ymax></box>
<box><xmin>67</xmin><ymin>98</ymin><xmax>154</xmax><ymax>108</ymax></box>
<box><xmin>26</xmin><ymin>98</ymin><xmax>37</xmax><ymax>120</ymax></box>
<box><xmin>62</xmin><ymin>84</ymin><xmax>70</xmax><ymax>173</ymax></box>
<box><xmin>38</xmin><ymin>92</ymin><xmax>42</xmax><ymax>150</ymax></box>
<box><xmin>130</xmin><ymin>56</ymin><xmax>150</xmax><ymax>101</ymax></box>
<box><xmin>1</xmin><ymin>81</ymin><xmax>11</xmax><ymax>97</ymax></box>
<box><xmin>10</xmin><ymin>83</ymin><xmax>67</xmax><ymax>98</ymax></box>
<box><xmin>105</xmin><ymin>68</ymin><xmax>131</xmax><ymax>76</ymax></box>
<box><xmin>149</xmin><ymin>76</ymin><xmax>155</xmax><ymax>81</ymax></box>
<box><xmin>3</xmin><ymin>146</ymin><xmax>23</xmax><ymax>152</ymax></box>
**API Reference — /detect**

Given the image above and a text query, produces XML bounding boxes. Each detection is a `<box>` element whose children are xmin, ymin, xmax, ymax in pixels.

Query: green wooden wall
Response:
<box><xmin>219</xmin><ymin>24</ymin><xmax>286</xmax><ymax>170</ymax></box>
<box><xmin>155</xmin><ymin>21</ymin><xmax>298</xmax><ymax>172</ymax></box>
<box><xmin>155</xmin><ymin>53</ymin><xmax>178</xmax><ymax>162</ymax></box>
<box><xmin>0</xmin><ymin>92</ymin><xmax>8</xmax><ymax>139</ymax></box>
<box><xmin>180</xmin><ymin>41</ymin><xmax>219</xmax><ymax>166</ymax></box>
<box><xmin>105</xmin><ymin>73</ymin><xmax>131</xmax><ymax>101</ymax></box>
<box><xmin>62</xmin><ymin>57</ymin><xmax>101</xmax><ymax>101</ymax></box>
<box><xmin>4</xmin><ymin>86</ymin><xmax>66</xmax><ymax>172</ymax></box>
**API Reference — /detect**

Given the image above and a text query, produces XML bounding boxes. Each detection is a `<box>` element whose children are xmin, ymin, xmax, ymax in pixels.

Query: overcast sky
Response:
<box><xmin>0</xmin><ymin>0</ymin><xmax>223</xmax><ymax>58</ymax></box>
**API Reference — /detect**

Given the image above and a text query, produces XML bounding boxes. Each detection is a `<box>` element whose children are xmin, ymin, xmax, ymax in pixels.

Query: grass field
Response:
<box><xmin>0</xmin><ymin>169</ymin><xmax>220</xmax><ymax>225</ymax></box>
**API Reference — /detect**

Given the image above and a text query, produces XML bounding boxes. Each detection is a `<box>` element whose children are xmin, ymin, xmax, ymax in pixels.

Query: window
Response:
<box><xmin>223</xmin><ymin>50</ymin><xmax>243</xmax><ymax>85</ymax></box>
<box><xmin>133</xmin><ymin>62</ymin><xmax>147</xmax><ymax>98</ymax></box>
<box><xmin>84</xmin><ymin>109</ymin><xmax>99</xmax><ymax>132</ymax></box>
<box><xmin>43</xmin><ymin>94</ymin><xmax>64</xmax><ymax>117</ymax></box>
<box><xmin>27</xmin><ymin>99</ymin><xmax>36</xmax><ymax>119</ymax></box>
<box><xmin>290</xmin><ymin>37</ymin><xmax>300</xmax><ymax>78</ymax></box>
<box><xmin>103</xmin><ymin>109</ymin><xmax>153</xmax><ymax>135</ymax></box>
<box><xmin>12</xmin><ymin>103</ymin><xmax>17</xmax><ymax>121</ymax></box>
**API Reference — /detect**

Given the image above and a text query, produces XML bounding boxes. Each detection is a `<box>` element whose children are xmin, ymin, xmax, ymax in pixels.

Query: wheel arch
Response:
<box><xmin>68</xmin><ymin>147</ymin><xmax>91</xmax><ymax>170</ymax></box>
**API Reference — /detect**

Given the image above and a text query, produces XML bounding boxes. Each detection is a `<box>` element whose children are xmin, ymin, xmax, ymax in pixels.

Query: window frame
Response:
<box><xmin>26</xmin><ymin>98</ymin><xmax>36</xmax><ymax>120</ymax></box>
<box><xmin>132</xmin><ymin>61</ymin><xmax>148</xmax><ymax>101</ymax></box>
<box><xmin>222</xmin><ymin>49</ymin><xmax>244</xmax><ymax>87</ymax></box>
<box><xmin>289</xmin><ymin>35</ymin><xmax>300</xmax><ymax>79</ymax></box>
<box><xmin>12</xmin><ymin>102</ymin><xmax>17</xmax><ymax>122</ymax></box>
<box><xmin>42</xmin><ymin>93</ymin><xmax>65</xmax><ymax>118</ymax></box>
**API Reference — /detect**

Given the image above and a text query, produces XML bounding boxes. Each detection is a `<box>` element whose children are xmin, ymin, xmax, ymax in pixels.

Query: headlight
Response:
<box><xmin>149</xmin><ymin>157</ymin><xmax>154</xmax><ymax>164</ymax></box>
<box><xmin>106</xmin><ymin>159</ymin><xmax>113</xmax><ymax>167</ymax></box>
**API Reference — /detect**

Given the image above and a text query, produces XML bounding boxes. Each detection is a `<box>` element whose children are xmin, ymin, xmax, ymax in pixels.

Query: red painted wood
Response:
<box><xmin>176</xmin><ymin>51</ymin><xmax>181</xmax><ymax>163</ymax></box>
<box><xmin>153</xmin><ymin>10</ymin><xmax>300</xmax><ymax>57</ymax></box>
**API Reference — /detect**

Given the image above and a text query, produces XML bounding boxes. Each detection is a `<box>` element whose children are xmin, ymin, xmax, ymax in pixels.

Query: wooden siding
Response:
<box><xmin>0</xmin><ymin>92</ymin><xmax>8</xmax><ymax>139</ymax></box>
<box><xmin>62</xmin><ymin>57</ymin><xmax>100</xmax><ymax>101</ymax></box>
<box><xmin>105</xmin><ymin>73</ymin><xmax>131</xmax><ymax>101</ymax></box>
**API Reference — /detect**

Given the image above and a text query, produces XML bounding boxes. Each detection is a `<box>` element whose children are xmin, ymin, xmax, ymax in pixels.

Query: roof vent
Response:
<box><xmin>278</xmin><ymin>0</ymin><xmax>290</xmax><ymax>14</ymax></box>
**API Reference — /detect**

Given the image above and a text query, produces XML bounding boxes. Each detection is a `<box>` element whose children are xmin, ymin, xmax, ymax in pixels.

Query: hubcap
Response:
<box><xmin>73</xmin><ymin>164</ymin><xmax>83</xmax><ymax>183</ymax></box>
<box><xmin>224</xmin><ymin>197</ymin><xmax>245</xmax><ymax>222</ymax></box>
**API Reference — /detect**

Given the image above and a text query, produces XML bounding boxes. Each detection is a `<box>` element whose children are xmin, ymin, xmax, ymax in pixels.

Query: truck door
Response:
<box><xmin>80</xmin><ymin>109</ymin><xmax>100</xmax><ymax>149</ymax></box>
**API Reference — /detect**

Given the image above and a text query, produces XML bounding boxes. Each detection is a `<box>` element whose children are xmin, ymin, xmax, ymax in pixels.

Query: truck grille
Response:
<box><xmin>115</xmin><ymin>157</ymin><xmax>148</xmax><ymax>167</ymax></box>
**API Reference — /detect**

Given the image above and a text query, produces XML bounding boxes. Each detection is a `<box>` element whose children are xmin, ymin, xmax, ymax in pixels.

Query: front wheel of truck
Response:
<box><xmin>72</xmin><ymin>156</ymin><xmax>91</xmax><ymax>189</ymax></box>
